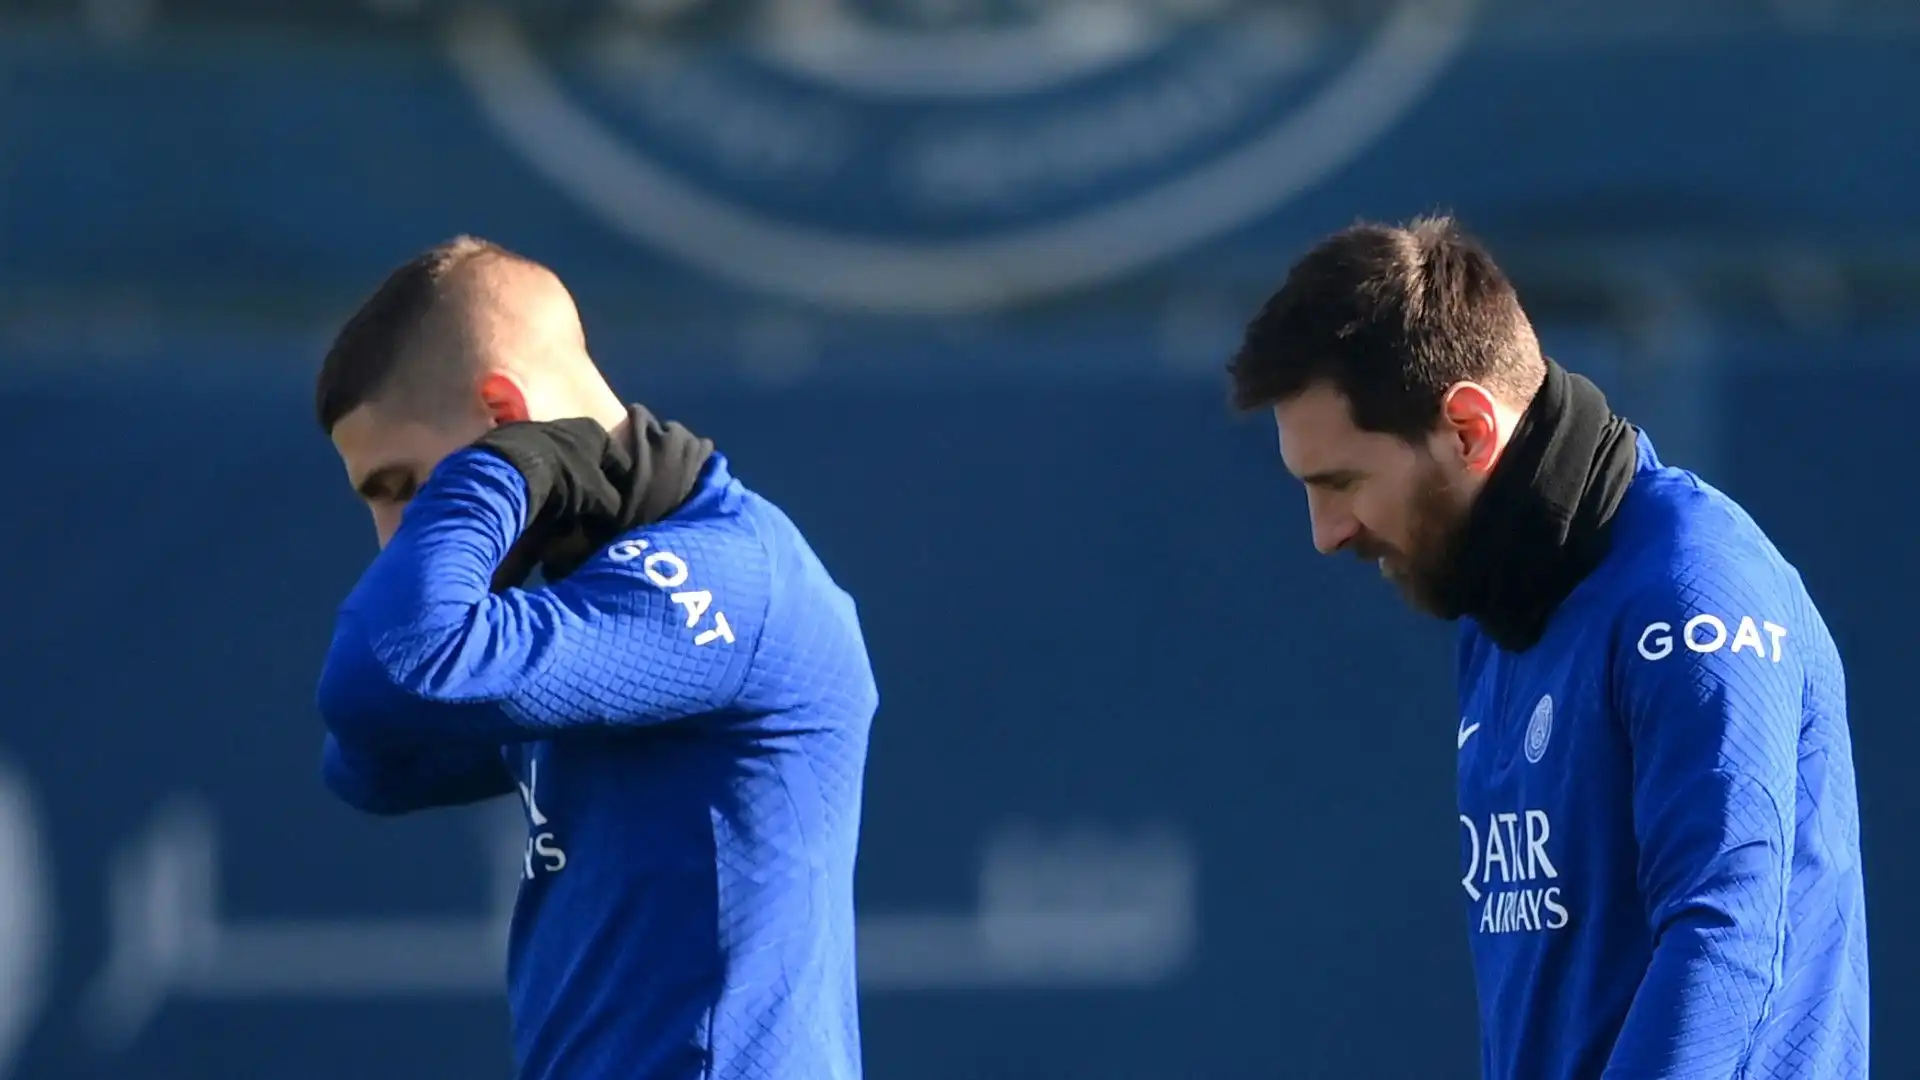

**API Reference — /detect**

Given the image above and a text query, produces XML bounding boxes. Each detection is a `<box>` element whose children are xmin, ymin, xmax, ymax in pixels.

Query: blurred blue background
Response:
<box><xmin>1</xmin><ymin>1</ymin><xmax>1916</xmax><ymax>1077</ymax></box>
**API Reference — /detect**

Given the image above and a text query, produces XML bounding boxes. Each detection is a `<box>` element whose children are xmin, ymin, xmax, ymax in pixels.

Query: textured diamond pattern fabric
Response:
<box><xmin>318</xmin><ymin>449</ymin><xmax>875</xmax><ymax>1080</ymax></box>
<box><xmin>1455</xmin><ymin>435</ymin><xmax>1867</xmax><ymax>1080</ymax></box>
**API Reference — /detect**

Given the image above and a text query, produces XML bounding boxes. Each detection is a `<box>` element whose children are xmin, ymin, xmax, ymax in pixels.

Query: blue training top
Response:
<box><xmin>1456</xmin><ymin>432</ymin><xmax>1867</xmax><ymax>1080</ymax></box>
<box><xmin>318</xmin><ymin>448</ymin><xmax>876</xmax><ymax>1080</ymax></box>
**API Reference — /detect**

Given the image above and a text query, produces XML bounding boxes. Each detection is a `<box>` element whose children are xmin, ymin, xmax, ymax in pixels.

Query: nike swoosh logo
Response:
<box><xmin>1457</xmin><ymin>721</ymin><xmax>1481</xmax><ymax>750</ymax></box>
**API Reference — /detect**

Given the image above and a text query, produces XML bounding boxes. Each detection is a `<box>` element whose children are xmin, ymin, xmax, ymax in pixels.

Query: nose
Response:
<box><xmin>1309</xmin><ymin>499</ymin><xmax>1359</xmax><ymax>556</ymax></box>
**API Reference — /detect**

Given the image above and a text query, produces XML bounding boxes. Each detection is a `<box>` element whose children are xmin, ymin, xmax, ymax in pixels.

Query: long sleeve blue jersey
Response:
<box><xmin>315</xmin><ymin>447</ymin><xmax>877</xmax><ymax>1080</ymax></box>
<box><xmin>1456</xmin><ymin>433</ymin><xmax>1868</xmax><ymax>1080</ymax></box>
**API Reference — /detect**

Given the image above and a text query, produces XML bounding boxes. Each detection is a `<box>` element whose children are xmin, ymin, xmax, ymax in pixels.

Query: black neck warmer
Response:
<box><xmin>599</xmin><ymin>402</ymin><xmax>717</xmax><ymax>541</ymax></box>
<box><xmin>480</xmin><ymin>403</ymin><xmax>715</xmax><ymax>586</ymax></box>
<box><xmin>1434</xmin><ymin>360</ymin><xmax>1639</xmax><ymax>652</ymax></box>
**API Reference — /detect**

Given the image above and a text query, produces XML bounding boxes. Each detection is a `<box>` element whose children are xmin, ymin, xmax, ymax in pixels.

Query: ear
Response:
<box><xmin>478</xmin><ymin>373</ymin><xmax>531</xmax><ymax>427</ymax></box>
<box><xmin>1438</xmin><ymin>382</ymin><xmax>1501</xmax><ymax>475</ymax></box>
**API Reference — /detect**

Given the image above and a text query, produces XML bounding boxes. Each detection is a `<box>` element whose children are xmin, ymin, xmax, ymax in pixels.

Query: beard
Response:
<box><xmin>1355</xmin><ymin>460</ymin><xmax>1472</xmax><ymax>618</ymax></box>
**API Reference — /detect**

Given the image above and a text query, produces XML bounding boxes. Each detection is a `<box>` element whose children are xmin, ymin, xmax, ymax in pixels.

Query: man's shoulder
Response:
<box><xmin>1596</xmin><ymin>458</ymin><xmax>1830</xmax><ymax>678</ymax></box>
<box><xmin>569</xmin><ymin>464</ymin><xmax>773</xmax><ymax>610</ymax></box>
<box><xmin>605</xmin><ymin>460</ymin><xmax>865</xmax><ymax>639</ymax></box>
<box><xmin>640</xmin><ymin>455</ymin><xmax>818</xmax><ymax>557</ymax></box>
<box><xmin>1607</xmin><ymin>456</ymin><xmax>1800</xmax><ymax>605</ymax></box>
<box><xmin>682</xmin><ymin>471</ymin><xmax>877</xmax><ymax>720</ymax></box>
<box><xmin>592</xmin><ymin>455</ymin><xmax>772</xmax><ymax>560</ymax></box>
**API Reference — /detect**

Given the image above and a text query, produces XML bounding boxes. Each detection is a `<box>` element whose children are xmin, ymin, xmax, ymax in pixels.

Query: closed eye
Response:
<box><xmin>355</xmin><ymin>465</ymin><xmax>419</xmax><ymax>504</ymax></box>
<box><xmin>1301</xmin><ymin>469</ymin><xmax>1361</xmax><ymax>493</ymax></box>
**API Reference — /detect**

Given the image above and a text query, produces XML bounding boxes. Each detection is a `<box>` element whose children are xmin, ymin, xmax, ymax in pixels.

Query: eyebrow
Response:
<box><xmin>354</xmin><ymin>464</ymin><xmax>415</xmax><ymax>501</ymax></box>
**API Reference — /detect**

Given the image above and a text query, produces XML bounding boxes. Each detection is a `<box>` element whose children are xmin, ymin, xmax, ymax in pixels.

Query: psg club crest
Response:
<box><xmin>442</xmin><ymin>0</ymin><xmax>1481</xmax><ymax>314</ymax></box>
<box><xmin>1524</xmin><ymin>695</ymin><xmax>1554</xmax><ymax>765</ymax></box>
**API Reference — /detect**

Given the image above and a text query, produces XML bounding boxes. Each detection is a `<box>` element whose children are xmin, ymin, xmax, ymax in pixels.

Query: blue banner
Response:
<box><xmin>3</xmin><ymin>5</ymin><xmax>1917</xmax><ymax>317</ymax></box>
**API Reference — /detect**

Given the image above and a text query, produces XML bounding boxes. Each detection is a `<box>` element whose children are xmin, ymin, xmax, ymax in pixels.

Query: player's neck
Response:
<box><xmin>1441</xmin><ymin>360</ymin><xmax>1637</xmax><ymax>650</ymax></box>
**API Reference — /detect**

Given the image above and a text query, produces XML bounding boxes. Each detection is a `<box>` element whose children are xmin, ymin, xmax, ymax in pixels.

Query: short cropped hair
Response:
<box><xmin>1226</xmin><ymin>215</ymin><xmax>1546</xmax><ymax>439</ymax></box>
<box><xmin>315</xmin><ymin>235</ymin><xmax>527</xmax><ymax>433</ymax></box>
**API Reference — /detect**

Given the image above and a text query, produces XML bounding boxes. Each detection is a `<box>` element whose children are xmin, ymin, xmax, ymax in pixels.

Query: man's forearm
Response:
<box><xmin>321</xmin><ymin>734</ymin><xmax>515</xmax><ymax>816</ymax></box>
<box><xmin>1602</xmin><ymin>883</ymin><xmax>1784</xmax><ymax>1077</ymax></box>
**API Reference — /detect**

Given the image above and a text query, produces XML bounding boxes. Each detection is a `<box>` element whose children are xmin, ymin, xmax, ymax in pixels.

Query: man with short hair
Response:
<box><xmin>313</xmin><ymin>236</ymin><xmax>875</xmax><ymax>1080</ymax></box>
<box><xmin>1229</xmin><ymin>216</ymin><xmax>1868</xmax><ymax>1078</ymax></box>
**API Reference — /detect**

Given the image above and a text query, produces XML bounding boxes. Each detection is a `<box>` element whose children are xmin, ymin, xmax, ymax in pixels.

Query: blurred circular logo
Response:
<box><xmin>1524</xmin><ymin>694</ymin><xmax>1554</xmax><ymax>765</ymax></box>
<box><xmin>0</xmin><ymin>759</ymin><xmax>50</xmax><ymax>1079</ymax></box>
<box><xmin>445</xmin><ymin>0</ymin><xmax>1481</xmax><ymax>313</ymax></box>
